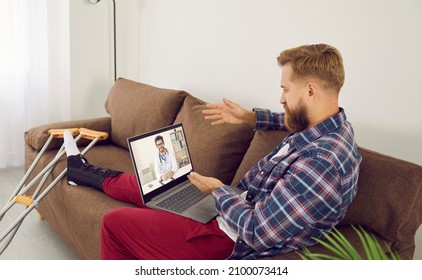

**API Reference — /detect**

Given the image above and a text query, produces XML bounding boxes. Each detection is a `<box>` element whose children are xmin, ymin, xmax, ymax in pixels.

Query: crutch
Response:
<box><xmin>0</xmin><ymin>127</ymin><xmax>109</xmax><ymax>255</ymax></box>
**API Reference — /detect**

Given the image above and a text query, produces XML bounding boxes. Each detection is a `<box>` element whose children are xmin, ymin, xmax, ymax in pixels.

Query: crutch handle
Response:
<box><xmin>15</xmin><ymin>195</ymin><xmax>35</xmax><ymax>207</ymax></box>
<box><xmin>48</xmin><ymin>128</ymin><xmax>79</xmax><ymax>138</ymax></box>
<box><xmin>79</xmin><ymin>128</ymin><xmax>109</xmax><ymax>141</ymax></box>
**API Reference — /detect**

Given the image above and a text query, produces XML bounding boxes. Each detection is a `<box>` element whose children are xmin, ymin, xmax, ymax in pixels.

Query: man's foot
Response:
<box><xmin>64</xmin><ymin>130</ymin><xmax>80</xmax><ymax>157</ymax></box>
<box><xmin>67</xmin><ymin>154</ymin><xmax>121</xmax><ymax>191</ymax></box>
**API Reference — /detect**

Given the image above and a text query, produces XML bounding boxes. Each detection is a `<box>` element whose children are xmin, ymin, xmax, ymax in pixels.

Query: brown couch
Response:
<box><xmin>24</xmin><ymin>78</ymin><xmax>422</xmax><ymax>260</ymax></box>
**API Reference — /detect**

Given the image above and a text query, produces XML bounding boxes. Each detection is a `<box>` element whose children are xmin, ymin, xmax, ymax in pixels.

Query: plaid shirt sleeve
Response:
<box><xmin>253</xmin><ymin>108</ymin><xmax>287</xmax><ymax>131</ymax></box>
<box><xmin>213</xmin><ymin>155</ymin><xmax>342</xmax><ymax>256</ymax></box>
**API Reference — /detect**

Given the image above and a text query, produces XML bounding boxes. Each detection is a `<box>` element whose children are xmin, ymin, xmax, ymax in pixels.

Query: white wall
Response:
<box><xmin>70</xmin><ymin>0</ymin><xmax>422</xmax><ymax>165</ymax></box>
<box><xmin>131</xmin><ymin>0</ymin><xmax>422</xmax><ymax>166</ymax></box>
<box><xmin>68</xmin><ymin>0</ymin><xmax>422</xmax><ymax>258</ymax></box>
<box><xmin>47</xmin><ymin>0</ymin><xmax>71</xmax><ymax>124</ymax></box>
<box><xmin>68</xmin><ymin>0</ymin><xmax>143</xmax><ymax>119</ymax></box>
<box><xmin>69</xmin><ymin>0</ymin><xmax>116</xmax><ymax>119</ymax></box>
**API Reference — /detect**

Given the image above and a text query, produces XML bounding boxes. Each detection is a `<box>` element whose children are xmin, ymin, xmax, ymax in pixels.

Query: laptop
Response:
<box><xmin>127</xmin><ymin>123</ymin><xmax>218</xmax><ymax>223</ymax></box>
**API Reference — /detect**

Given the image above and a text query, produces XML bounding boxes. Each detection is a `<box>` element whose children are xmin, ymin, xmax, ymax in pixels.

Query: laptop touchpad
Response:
<box><xmin>196</xmin><ymin>197</ymin><xmax>216</xmax><ymax>212</ymax></box>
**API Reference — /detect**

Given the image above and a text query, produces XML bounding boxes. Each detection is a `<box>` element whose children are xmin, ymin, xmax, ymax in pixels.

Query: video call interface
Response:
<box><xmin>129</xmin><ymin>125</ymin><xmax>193</xmax><ymax>196</ymax></box>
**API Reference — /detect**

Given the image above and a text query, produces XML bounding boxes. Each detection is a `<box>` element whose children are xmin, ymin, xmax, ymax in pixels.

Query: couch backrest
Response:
<box><xmin>232</xmin><ymin>129</ymin><xmax>422</xmax><ymax>256</ymax></box>
<box><xmin>231</xmin><ymin>130</ymin><xmax>289</xmax><ymax>186</ymax></box>
<box><xmin>104</xmin><ymin>78</ymin><xmax>256</xmax><ymax>185</ymax></box>
<box><xmin>104</xmin><ymin>78</ymin><xmax>188</xmax><ymax>149</ymax></box>
<box><xmin>174</xmin><ymin>94</ymin><xmax>255</xmax><ymax>185</ymax></box>
<box><xmin>339</xmin><ymin>147</ymin><xmax>422</xmax><ymax>255</ymax></box>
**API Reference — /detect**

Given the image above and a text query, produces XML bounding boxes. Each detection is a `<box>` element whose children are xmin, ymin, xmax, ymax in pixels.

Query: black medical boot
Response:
<box><xmin>67</xmin><ymin>154</ymin><xmax>121</xmax><ymax>192</ymax></box>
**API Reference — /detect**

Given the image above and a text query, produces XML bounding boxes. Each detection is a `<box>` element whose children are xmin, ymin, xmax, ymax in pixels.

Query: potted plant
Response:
<box><xmin>298</xmin><ymin>225</ymin><xmax>400</xmax><ymax>260</ymax></box>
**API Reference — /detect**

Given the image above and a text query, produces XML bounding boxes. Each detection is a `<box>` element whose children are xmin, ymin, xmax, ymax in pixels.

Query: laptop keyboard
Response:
<box><xmin>156</xmin><ymin>185</ymin><xmax>207</xmax><ymax>213</ymax></box>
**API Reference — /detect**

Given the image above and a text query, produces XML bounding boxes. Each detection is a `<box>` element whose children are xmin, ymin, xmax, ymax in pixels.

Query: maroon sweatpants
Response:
<box><xmin>100</xmin><ymin>173</ymin><xmax>235</xmax><ymax>260</ymax></box>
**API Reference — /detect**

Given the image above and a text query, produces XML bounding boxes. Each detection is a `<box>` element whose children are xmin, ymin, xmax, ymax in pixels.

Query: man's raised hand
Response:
<box><xmin>202</xmin><ymin>98</ymin><xmax>256</xmax><ymax>127</ymax></box>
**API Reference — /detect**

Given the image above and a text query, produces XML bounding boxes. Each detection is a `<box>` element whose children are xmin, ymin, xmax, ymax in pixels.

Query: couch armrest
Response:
<box><xmin>24</xmin><ymin>117</ymin><xmax>112</xmax><ymax>151</ymax></box>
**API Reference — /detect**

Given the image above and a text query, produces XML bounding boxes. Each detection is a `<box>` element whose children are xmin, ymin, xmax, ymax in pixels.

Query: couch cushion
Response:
<box><xmin>173</xmin><ymin>95</ymin><xmax>255</xmax><ymax>185</ymax></box>
<box><xmin>231</xmin><ymin>130</ymin><xmax>289</xmax><ymax>186</ymax></box>
<box><xmin>340</xmin><ymin>147</ymin><xmax>422</xmax><ymax>256</ymax></box>
<box><xmin>105</xmin><ymin>78</ymin><xmax>188</xmax><ymax>149</ymax></box>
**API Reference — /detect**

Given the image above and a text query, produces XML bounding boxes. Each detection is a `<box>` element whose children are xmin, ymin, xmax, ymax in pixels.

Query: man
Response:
<box><xmin>64</xmin><ymin>43</ymin><xmax>362</xmax><ymax>259</ymax></box>
<box><xmin>154</xmin><ymin>135</ymin><xmax>177</xmax><ymax>181</ymax></box>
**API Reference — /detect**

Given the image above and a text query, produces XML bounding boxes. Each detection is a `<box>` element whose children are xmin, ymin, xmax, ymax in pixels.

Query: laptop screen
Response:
<box><xmin>127</xmin><ymin>123</ymin><xmax>193</xmax><ymax>203</ymax></box>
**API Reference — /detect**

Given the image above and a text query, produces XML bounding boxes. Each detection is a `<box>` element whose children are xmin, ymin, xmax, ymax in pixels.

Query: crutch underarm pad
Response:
<box><xmin>48</xmin><ymin>128</ymin><xmax>79</xmax><ymax>138</ymax></box>
<box><xmin>79</xmin><ymin>128</ymin><xmax>109</xmax><ymax>141</ymax></box>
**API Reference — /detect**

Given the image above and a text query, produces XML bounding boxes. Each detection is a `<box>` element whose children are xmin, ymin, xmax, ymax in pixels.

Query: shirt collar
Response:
<box><xmin>287</xmin><ymin>107</ymin><xmax>347</xmax><ymax>149</ymax></box>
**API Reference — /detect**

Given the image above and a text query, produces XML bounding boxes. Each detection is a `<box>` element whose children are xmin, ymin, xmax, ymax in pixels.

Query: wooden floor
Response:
<box><xmin>0</xmin><ymin>166</ymin><xmax>80</xmax><ymax>260</ymax></box>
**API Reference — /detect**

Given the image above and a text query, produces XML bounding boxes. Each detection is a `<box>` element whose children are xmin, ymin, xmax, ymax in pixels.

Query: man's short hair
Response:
<box><xmin>155</xmin><ymin>135</ymin><xmax>164</xmax><ymax>144</ymax></box>
<box><xmin>278</xmin><ymin>44</ymin><xmax>345</xmax><ymax>92</ymax></box>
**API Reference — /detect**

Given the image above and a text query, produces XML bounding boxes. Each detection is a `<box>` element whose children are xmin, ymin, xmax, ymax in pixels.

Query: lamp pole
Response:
<box><xmin>112</xmin><ymin>0</ymin><xmax>116</xmax><ymax>81</ymax></box>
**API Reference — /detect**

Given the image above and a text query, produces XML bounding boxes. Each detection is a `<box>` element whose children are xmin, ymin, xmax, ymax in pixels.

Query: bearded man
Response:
<box><xmin>65</xmin><ymin>44</ymin><xmax>362</xmax><ymax>260</ymax></box>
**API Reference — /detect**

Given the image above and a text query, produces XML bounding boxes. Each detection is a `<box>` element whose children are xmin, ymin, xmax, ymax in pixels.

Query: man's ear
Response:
<box><xmin>306</xmin><ymin>81</ymin><xmax>319</xmax><ymax>100</ymax></box>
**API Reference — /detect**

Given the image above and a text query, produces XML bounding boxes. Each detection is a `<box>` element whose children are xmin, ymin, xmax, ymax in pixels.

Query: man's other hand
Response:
<box><xmin>188</xmin><ymin>172</ymin><xmax>224</xmax><ymax>194</ymax></box>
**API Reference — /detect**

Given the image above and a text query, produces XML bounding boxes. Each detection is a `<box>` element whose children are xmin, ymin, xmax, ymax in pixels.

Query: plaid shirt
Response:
<box><xmin>213</xmin><ymin>108</ymin><xmax>362</xmax><ymax>259</ymax></box>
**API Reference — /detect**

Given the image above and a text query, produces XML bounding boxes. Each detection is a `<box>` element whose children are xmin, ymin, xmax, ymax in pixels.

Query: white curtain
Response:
<box><xmin>0</xmin><ymin>0</ymin><xmax>70</xmax><ymax>168</ymax></box>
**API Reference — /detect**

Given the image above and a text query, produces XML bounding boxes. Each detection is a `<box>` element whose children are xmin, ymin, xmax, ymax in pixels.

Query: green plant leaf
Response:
<box><xmin>330</xmin><ymin>227</ymin><xmax>361</xmax><ymax>259</ymax></box>
<box><xmin>298</xmin><ymin>248</ymin><xmax>342</xmax><ymax>260</ymax></box>
<box><xmin>317</xmin><ymin>235</ymin><xmax>347</xmax><ymax>258</ymax></box>
<box><xmin>320</xmin><ymin>232</ymin><xmax>356</xmax><ymax>259</ymax></box>
<box><xmin>354</xmin><ymin>225</ymin><xmax>389</xmax><ymax>260</ymax></box>
<box><xmin>353</xmin><ymin>225</ymin><xmax>372</xmax><ymax>259</ymax></box>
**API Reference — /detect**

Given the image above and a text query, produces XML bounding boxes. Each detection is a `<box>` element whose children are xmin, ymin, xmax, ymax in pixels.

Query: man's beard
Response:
<box><xmin>283</xmin><ymin>103</ymin><xmax>310</xmax><ymax>132</ymax></box>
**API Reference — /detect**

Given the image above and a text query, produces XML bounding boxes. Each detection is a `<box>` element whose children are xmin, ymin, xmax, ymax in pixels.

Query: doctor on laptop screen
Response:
<box><xmin>154</xmin><ymin>135</ymin><xmax>177</xmax><ymax>182</ymax></box>
<box><xmin>128</xmin><ymin>127</ymin><xmax>193</xmax><ymax>195</ymax></box>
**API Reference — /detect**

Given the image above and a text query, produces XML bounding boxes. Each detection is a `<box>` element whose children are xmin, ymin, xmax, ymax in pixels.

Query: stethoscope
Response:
<box><xmin>158</xmin><ymin>148</ymin><xmax>169</xmax><ymax>164</ymax></box>
<box><xmin>158</xmin><ymin>148</ymin><xmax>173</xmax><ymax>184</ymax></box>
